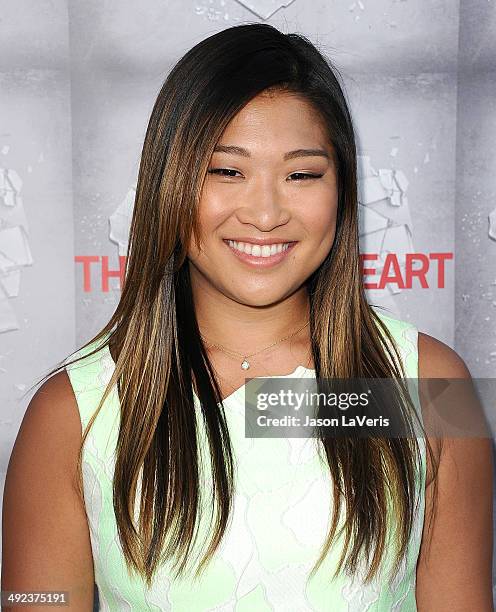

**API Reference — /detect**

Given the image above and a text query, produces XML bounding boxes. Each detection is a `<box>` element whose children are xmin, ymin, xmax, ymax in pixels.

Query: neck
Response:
<box><xmin>191</xmin><ymin>281</ymin><xmax>311</xmax><ymax>356</ymax></box>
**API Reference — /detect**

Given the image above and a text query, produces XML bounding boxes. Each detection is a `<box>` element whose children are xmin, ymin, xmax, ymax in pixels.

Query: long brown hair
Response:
<box><xmin>34</xmin><ymin>23</ymin><xmax>439</xmax><ymax>587</ymax></box>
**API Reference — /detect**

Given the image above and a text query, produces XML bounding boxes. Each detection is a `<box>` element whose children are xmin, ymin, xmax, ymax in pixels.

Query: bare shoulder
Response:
<box><xmin>415</xmin><ymin>332</ymin><xmax>494</xmax><ymax>610</ymax></box>
<box><xmin>418</xmin><ymin>331</ymin><xmax>471</xmax><ymax>379</ymax></box>
<box><xmin>7</xmin><ymin>370</ymin><xmax>84</xmax><ymax>487</ymax></box>
<box><xmin>13</xmin><ymin>370</ymin><xmax>83</xmax><ymax>483</ymax></box>
<box><xmin>1</xmin><ymin>369</ymin><xmax>95</xmax><ymax>608</ymax></box>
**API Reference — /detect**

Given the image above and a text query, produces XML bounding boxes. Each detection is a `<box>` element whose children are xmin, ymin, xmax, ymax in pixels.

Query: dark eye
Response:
<box><xmin>289</xmin><ymin>173</ymin><xmax>323</xmax><ymax>181</ymax></box>
<box><xmin>207</xmin><ymin>168</ymin><xmax>241</xmax><ymax>177</ymax></box>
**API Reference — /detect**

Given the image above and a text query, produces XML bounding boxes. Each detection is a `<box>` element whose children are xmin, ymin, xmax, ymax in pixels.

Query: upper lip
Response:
<box><xmin>224</xmin><ymin>237</ymin><xmax>297</xmax><ymax>245</ymax></box>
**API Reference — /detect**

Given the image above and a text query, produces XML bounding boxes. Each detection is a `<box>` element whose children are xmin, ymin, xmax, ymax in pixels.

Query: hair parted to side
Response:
<box><xmin>34</xmin><ymin>22</ymin><xmax>440</xmax><ymax>587</ymax></box>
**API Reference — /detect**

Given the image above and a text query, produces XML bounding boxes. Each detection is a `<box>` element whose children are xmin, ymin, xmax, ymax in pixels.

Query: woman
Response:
<box><xmin>2</xmin><ymin>23</ymin><xmax>493</xmax><ymax>611</ymax></box>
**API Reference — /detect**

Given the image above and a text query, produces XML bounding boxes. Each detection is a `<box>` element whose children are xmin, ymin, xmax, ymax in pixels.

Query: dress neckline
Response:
<box><xmin>192</xmin><ymin>363</ymin><xmax>316</xmax><ymax>405</ymax></box>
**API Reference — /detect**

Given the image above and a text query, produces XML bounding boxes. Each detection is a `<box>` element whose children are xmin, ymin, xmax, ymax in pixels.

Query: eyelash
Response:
<box><xmin>207</xmin><ymin>168</ymin><xmax>323</xmax><ymax>181</ymax></box>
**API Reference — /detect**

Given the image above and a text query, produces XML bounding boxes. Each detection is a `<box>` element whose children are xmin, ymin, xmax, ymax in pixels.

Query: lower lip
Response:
<box><xmin>223</xmin><ymin>240</ymin><xmax>297</xmax><ymax>267</ymax></box>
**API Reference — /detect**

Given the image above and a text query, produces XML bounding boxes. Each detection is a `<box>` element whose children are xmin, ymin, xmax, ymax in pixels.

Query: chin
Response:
<box><xmin>226</xmin><ymin>286</ymin><xmax>291</xmax><ymax>307</ymax></box>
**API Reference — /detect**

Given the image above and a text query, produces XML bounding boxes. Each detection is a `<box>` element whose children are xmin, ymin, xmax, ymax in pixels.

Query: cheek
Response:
<box><xmin>188</xmin><ymin>197</ymin><xmax>229</xmax><ymax>257</ymax></box>
<box><xmin>196</xmin><ymin>193</ymin><xmax>233</xmax><ymax>236</ymax></box>
<box><xmin>305</xmin><ymin>199</ymin><xmax>338</xmax><ymax>240</ymax></box>
<box><xmin>199</xmin><ymin>182</ymin><xmax>235</xmax><ymax>215</ymax></box>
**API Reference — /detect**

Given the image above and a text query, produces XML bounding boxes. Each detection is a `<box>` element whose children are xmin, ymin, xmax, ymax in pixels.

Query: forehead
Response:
<box><xmin>218</xmin><ymin>91</ymin><xmax>331</xmax><ymax>151</ymax></box>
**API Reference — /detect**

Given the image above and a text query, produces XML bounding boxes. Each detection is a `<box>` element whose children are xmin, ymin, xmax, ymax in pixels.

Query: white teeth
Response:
<box><xmin>227</xmin><ymin>240</ymin><xmax>292</xmax><ymax>257</ymax></box>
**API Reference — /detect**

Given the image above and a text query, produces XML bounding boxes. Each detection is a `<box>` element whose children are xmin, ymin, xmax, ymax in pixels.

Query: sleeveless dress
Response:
<box><xmin>64</xmin><ymin>311</ymin><xmax>426</xmax><ymax>611</ymax></box>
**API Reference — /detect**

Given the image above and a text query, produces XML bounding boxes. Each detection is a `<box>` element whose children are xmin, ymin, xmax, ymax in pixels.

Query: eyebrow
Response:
<box><xmin>213</xmin><ymin>144</ymin><xmax>331</xmax><ymax>161</ymax></box>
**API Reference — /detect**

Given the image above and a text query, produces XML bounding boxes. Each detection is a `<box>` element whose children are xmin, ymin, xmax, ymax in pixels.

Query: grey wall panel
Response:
<box><xmin>0</xmin><ymin>0</ymin><xmax>75</xmax><ymax>555</ymax></box>
<box><xmin>348</xmin><ymin>71</ymin><xmax>457</xmax><ymax>345</ymax></box>
<box><xmin>456</xmin><ymin>0</ymin><xmax>496</xmax><ymax>377</ymax></box>
<box><xmin>455</xmin><ymin>70</ymin><xmax>496</xmax><ymax>377</ymax></box>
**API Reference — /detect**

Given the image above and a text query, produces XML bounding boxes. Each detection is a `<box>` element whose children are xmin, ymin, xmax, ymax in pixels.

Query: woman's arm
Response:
<box><xmin>1</xmin><ymin>371</ymin><xmax>95</xmax><ymax>611</ymax></box>
<box><xmin>416</xmin><ymin>332</ymin><xmax>494</xmax><ymax>611</ymax></box>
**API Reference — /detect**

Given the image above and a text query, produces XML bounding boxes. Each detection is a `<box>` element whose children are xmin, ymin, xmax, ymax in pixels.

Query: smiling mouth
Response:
<box><xmin>222</xmin><ymin>238</ymin><xmax>298</xmax><ymax>267</ymax></box>
<box><xmin>224</xmin><ymin>239</ymin><xmax>295</xmax><ymax>257</ymax></box>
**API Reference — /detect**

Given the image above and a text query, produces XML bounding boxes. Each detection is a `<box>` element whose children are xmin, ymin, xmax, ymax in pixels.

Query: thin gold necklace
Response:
<box><xmin>200</xmin><ymin>320</ymin><xmax>310</xmax><ymax>370</ymax></box>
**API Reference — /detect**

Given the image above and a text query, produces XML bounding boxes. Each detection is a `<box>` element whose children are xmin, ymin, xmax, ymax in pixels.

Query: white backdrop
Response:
<box><xmin>1</xmin><ymin>0</ymin><xmax>495</xmax><ymax>605</ymax></box>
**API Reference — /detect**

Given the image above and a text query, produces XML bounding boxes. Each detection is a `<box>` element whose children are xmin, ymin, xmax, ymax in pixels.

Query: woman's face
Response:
<box><xmin>188</xmin><ymin>90</ymin><xmax>339</xmax><ymax>307</ymax></box>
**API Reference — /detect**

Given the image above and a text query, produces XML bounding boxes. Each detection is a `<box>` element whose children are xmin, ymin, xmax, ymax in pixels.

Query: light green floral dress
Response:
<box><xmin>64</xmin><ymin>311</ymin><xmax>425</xmax><ymax>611</ymax></box>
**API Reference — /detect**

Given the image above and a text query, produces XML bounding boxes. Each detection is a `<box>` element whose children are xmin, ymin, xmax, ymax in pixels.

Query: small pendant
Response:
<box><xmin>241</xmin><ymin>359</ymin><xmax>250</xmax><ymax>370</ymax></box>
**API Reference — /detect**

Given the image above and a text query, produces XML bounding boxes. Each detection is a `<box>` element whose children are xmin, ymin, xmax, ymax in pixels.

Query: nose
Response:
<box><xmin>234</xmin><ymin>176</ymin><xmax>291</xmax><ymax>230</ymax></box>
